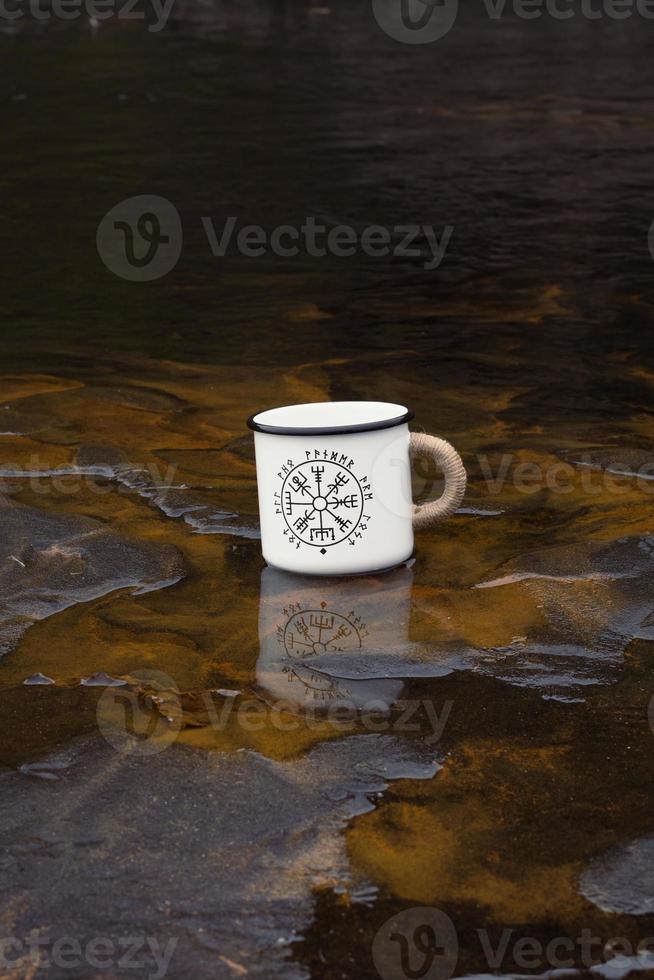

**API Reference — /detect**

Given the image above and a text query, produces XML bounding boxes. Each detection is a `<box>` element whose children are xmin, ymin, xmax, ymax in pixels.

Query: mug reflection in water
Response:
<box><xmin>255</xmin><ymin>564</ymin><xmax>419</xmax><ymax>718</ymax></box>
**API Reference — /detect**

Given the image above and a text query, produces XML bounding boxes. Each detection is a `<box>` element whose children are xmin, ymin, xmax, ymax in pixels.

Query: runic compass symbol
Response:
<box><xmin>276</xmin><ymin>603</ymin><xmax>368</xmax><ymax>699</ymax></box>
<box><xmin>276</xmin><ymin>457</ymin><xmax>370</xmax><ymax>550</ymax></box>
<box><xmin>281</xmin><ymin>608</ymin><xmax>366</xmax><ymax>656</ymax></box>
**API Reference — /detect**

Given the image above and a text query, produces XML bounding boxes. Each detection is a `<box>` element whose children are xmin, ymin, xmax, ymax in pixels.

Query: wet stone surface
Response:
<box><xmin>0</xmin><ymin>735</ymin><xmax>438</xmax><ymax>979</ymax></box>
<box><xmin>0</xmin><ymin>500</ymin><xmax>185</xmax><ymax>656</ymax></box>
<box><xmin>580</xmin><ymin>836</ymin><xmax>654</xmax><ymax>916</ymax></box>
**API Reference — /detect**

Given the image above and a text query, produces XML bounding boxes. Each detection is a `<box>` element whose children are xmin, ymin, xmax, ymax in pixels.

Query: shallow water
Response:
<box><xmin>2</xmin><ymin>2</ymin><xmax>654</xmax><ymax>978</ymax></box>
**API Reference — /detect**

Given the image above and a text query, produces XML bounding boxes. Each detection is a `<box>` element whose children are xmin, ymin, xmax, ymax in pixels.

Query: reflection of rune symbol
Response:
<box><xmin>276</xmin><ymin>602</ymin><xmax>369</xmax><ymax>701</ymax></box>
<box><xmin>281</xmin><ymin>460</ymin><xmax>364</xmax><ymax>548</ymax></box>
<box><xmin>282</xmin><ymin>609</ymin><xmax>365</xmax><ymax>658</ymax></box>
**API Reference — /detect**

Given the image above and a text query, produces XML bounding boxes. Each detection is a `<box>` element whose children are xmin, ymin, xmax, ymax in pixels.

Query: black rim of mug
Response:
<box><xmin>247</xmin><ymin>405</ymin><xmax>415</xmax><ymax>436</ymax></box>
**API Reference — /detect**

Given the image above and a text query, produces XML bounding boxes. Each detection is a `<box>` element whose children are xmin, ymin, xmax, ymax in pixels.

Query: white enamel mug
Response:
<box><xmin>247</xmin><ymin>401</ymin><xmax>466</xmax><ymax>576</ymax></box>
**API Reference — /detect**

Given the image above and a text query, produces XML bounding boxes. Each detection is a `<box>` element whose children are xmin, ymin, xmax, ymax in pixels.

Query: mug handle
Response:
<box><xmin>410</xmin><ymin>432</ymin><xmax>467</xmax><ymax>530</ymax></box>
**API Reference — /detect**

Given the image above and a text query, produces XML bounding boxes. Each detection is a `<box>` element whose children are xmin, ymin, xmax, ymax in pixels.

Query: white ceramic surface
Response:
<box><xmin>249</xmin><ymin>400</ymin><xmax>465</xmax><ymax>576</ymax></box>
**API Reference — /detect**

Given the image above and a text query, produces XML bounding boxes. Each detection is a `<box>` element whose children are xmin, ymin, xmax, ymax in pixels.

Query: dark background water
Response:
<box><xmin>2</xmin><ymin>0</ymin><xmax>654</xmax><ymax>369</ymax></box>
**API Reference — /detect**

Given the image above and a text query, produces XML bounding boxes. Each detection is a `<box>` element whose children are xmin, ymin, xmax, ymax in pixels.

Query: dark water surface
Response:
<box><xmin>2</xmin><ymin>2</ymin><xmax>654</xmax><ymax>978</ymax></box>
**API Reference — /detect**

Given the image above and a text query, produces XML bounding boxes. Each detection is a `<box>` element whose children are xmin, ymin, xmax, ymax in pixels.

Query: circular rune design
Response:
<box><xmin>282</xmin><ymin>608</ymin><xmax>364</xmax><ymax>659</ymax></box>
<box><xmin>280</xmin><ymin>459</ymin><xmax>365</xmax><ymax>548</ymax></box>
<box><xmin>279</xmin><ymin>605</ymin><xmax>366</xmax><ymax>697</ymax></box>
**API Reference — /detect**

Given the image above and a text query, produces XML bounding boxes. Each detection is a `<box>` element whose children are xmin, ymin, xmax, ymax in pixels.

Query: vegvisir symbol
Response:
<box><xmin>276</xmin><ymin>600</ymin><xmax>369</xmax><ymax>700</ymax></box>
<box><xmin>281</xmin><ymin>605</ymin><xmax>367</xmax><ymax>656</ymax></box>
<box><xmin>275</xmin><ymin>455</ymin><xmax>372</xmax><ymax>550</ymax></box>
<box><xmin>284</xmin><ymin>461</ymin><xmax>362</xmax><ymax>545</ymax></box>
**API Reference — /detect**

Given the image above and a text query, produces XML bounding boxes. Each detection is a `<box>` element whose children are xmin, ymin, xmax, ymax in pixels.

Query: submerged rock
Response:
<box><xmin>560</xmin><ymin>446</ymin><xmax>654</xmax><ymax>479</ymax></box>
<box><xmin>0</xmin><ymin>443</ymin><xmax>261</xmax><ymax>540</ymax></box>
<box><xmin>80</xmin><ymin>672</ymin><xmax>128</xmax><ymax>687</ymax></box>
<box><xmin>23</xmin><ymin>673</ymin><xmax>55</xmax><ymax>685</ymax></box>
<box><xmin>580</xmin><ymin>835</ymin><xmax>654</xmax><ymax>915</ymax></box>
<box><xmin>424</xmin><ymin>536</ymin><xmax>654</xmax><ymax>698</ymax></box>
<box><xmin>0</xmin><ymin>733</ymin><xmax>438</xmax><ymax>979</ymax></box>
<box><xmin>0</xmin><ymin>500</ymin><xmax>185</xmax><ymax>657</ymax></box>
